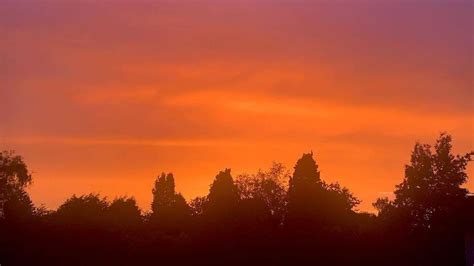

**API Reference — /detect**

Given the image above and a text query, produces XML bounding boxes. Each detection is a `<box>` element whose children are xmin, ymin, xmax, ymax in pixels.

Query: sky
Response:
<box><xmin>1</xmin><ymin>0</ymin><xmax>473</xmax><ymax>212</ymax></box>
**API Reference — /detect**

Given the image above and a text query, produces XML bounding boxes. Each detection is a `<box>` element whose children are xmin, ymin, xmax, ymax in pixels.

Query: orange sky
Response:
<box><xmin>1</xmin><ymin>1</ymin><xmax>473</xmax><ymax>212</ymax></box>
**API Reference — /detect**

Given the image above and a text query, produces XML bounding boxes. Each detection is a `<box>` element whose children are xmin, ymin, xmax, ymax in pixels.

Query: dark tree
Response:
<box><xmin>0</xmin><ymin>151</ymin><xmax>34</xmax><ymax>220</ymax></box>
<box><xmin>150</xmin><ymin>173</ymin><xmax>189</xmax><ymax>231</ymax></box>
<box><xmin>372</xmin><ymin>197</ymin><xmax>393</xmax><ymax>218</ymax></box>
<box><xmin>151</xmin><ymin>173</ymin><xmax>175</xmax><ymax>214</ymax></box>
<box><xmin>322</xmin><ymin>181</ymin><xmax>360</xmax><ymax>225</ymax></box>
<box><xmin>2</xmin><ymin>189</ymin><xmax>34</xmax><ymax>222</ymax></box>
<box><xmin>391</xmin><ymin>133</ymin><xmax>472</xmax><ymax>230</ymax></box>
<box><xmin>287</xmin><ymin>153</ymin><xmax>322</xmax><ymax>219</ymax></box>
<box><xmin>204</xmin><ymin>169</ymin><xmax>239</xmax><ymax>219</ymax></box>
<box><xmin>236</xmin><ymin>162</ymin><xmax>289</xmax><ymax>226</ymax></box>
<box><xmin>287</xmin><ymin>152</ymin><xmax>358</xmax><ymax>229</ymax></box>
<box><xmin>189</xmin><ymin>196</ymin><xmax>207</xmax><ymax>217</ymax></box>
<box><xmin>55</xmin><ymin>194</ymin><xmax>109</xmax><ymax>226</ymax></box>
<box><xmin>372</xmin><ymin>133</ymin><xmax>473</xmax><ymax>265</ymax></box>
<box><xmin>107</xmin><ymin>196</ymin><xmax>142</xmax><ymax>229</ymax></box>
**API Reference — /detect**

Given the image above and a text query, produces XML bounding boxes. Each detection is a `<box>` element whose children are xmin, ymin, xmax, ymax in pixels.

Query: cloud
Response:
<box><xmin>74</xmin><ymin>87</ymin><xmax>159</xmax><ymax>105</ymax></box>
<box><xmin>1</xmin><ymin>136</ymin><xmax>245</xmax><ymax>147</ymax></box>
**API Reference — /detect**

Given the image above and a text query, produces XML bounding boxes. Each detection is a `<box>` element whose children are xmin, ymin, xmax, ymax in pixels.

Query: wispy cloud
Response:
<box><xmin>74</xmin><ymin>87</ymin><xmax>159</xmax><ymax>105</ymax></box>
<box><xmin>1</xmin><ymin>136</ymin><xmax>248</xmax><ymax>147</ymax></box>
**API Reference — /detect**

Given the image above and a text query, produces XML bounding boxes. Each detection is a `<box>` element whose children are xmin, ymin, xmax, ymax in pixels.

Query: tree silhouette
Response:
<box><xmin>107</xmin><ymin>196</ymin><xmax>142</xmax><ymax>230</ymax></box>
<box><xmin>204</xmin><ymin>169</ymin><xmax>239</xmax><ymax>219</ymax></box>
<box><xmin>236</xmin><ymin>162</ymin><xmax>288</xmax><ymax>226</ymax></box>
<box><xmin>1</xmin><ymin>133</ymin><xmax>472</xmax><ymax>265</ymax></box>
<box><xmin>287</xmin><ymin>152</ymin><xmax>323</xmax><ymax>224</ymax></box>
<box><xmin>2</xmin><ymin>188</ymin><xmax>34</xmax><ymax>223</ymax></box>
<box><xmin>322</xmin><ymin>181</ymin><xmax>360</xmax><ymax>226</ymax></box>
<box><xmin>0</xmin><ymin>151</ymin><xmax>33</xmax><ymax>221</ymax></box>
<box><xmin>151</xmin><ymin>173</ymin><xmax>175</xmax><ymax>214</ymax></box>
<box><xmin>287</xmin><ymin>152</ymin><xmax>359</xmax><ymax>229</ymax></box>
<box><xmin>373</xmin><ymin>133</ymin><xmax>473</xmax><ymax>265</ymax></box>
<box><xmin>189</xmin><ymin>196</ymin><xmax>207</xmax><ymax>216</ymax></box>
<box><xmin>372</xmin><ymin>197</ymin><xmax>393</xmax><ymax>218</ymax></box>
<box><xmin>150</xmin><ymin>172</ymin><xmax>189</xmax><ymax>231</ymax></box>
<box><xmin>55</xmin><ymin>194</ymin><xmax>109</xmax><ymax>227</ymax></box>
<box><xmin>377</xmin><ymin>133</ymin><xmax>473</xmax><ymax>231</ymax></box>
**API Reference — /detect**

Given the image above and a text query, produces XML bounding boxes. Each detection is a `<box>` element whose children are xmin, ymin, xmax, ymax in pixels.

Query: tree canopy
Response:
<box><xmin>1</xmin><ymin>133</ymin><xmax>472</xmax><ymax>265</ymax></box>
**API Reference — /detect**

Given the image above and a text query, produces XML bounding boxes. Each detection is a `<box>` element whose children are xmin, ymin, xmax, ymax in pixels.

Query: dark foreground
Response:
<box><xmin>1</xmin><ymin>133</ymin><xmax>473</xmax><ymax>265</ymax></box>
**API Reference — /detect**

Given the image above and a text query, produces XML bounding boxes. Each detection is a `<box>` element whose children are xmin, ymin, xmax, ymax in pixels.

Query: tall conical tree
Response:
<box><xmin>151</xmin><ymin>173</ymin><xmax>176</xmax><ymax>214</ymax></box>
<box><xmin>286</xmin><ymin>152</ymin><xmax>358</xmax><ymax>229</ymax></box>
<box><xmin>204</xmin><ymin>169</ymin><xmax>239</xmax><ymax>219</ymax></box>
<box><xmin>292</xmin><ymin>152</ymin><xmax>321</xmax><ymax>184</ymax></box>
<box><xmin>150</xmin><ymin>172</ymin><xmax>189</xmax><ymax>230</ymax></box>
<box><xmin>287</xmin><ymin>153</ymin><xmax>324</xmax><ymax>227</ymax></box>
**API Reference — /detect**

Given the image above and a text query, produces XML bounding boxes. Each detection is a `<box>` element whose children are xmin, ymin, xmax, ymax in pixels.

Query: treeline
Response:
<box><xmin>0</xmin><ymin>133</ymin><xmax>473</xmax><ymax>265</ymax></box>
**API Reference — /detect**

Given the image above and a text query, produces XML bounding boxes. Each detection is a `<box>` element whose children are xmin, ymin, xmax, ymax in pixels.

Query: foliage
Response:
<box><xmin>150</xmin><ymin>172</ymin><xmax>189</xmax><ymax>230</ymax></box>
<box><xmin>378</xmin><ymin>133</ymin><xmax>473</xmax><ymax>231</ymax></box>
<box><xmin>236</xmin><ymin>162</ymin><xmax>289</xmax><ymax>225</ymax></box>
<box><xmin>204</xmin><ymin>168</ymin><xmax>239</xmax><ymax>218</ymax></box>
<box><xmin>189</xmin><ymin>196</ymin><xmax>207</xmax><ymax>216</ymax></box>
<box><xmin>287</xmin><ymin>152</ymin><xmax>359</xmax><ymax>228</ymax></box>
<box><xmin>55</xmin><ymin>193</ymin><xmax>109</xmax><ymax>226</ymax></box>
<box><xmin>107</xmin><ymin>196</ymin><xmax>142</xmax><ymax>228</ymax></box>
<box><xmin>1</xmin><ymin>133</ymin><xmax>472</xmax><ymax>265</ymax></box>
<box><xmin>0</xmin><ymin>151</ymin><xmax>33</xmax><ymax>220</ymax></box>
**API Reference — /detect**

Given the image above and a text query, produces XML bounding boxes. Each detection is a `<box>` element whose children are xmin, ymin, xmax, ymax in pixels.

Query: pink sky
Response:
<box><xmin>1</xmin><ymin>1</ymin><xmax>472</xmax><ymax>212</ymax></box>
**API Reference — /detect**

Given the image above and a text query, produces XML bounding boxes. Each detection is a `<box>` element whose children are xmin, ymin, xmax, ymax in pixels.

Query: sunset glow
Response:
<box><xmin>1</xmin><ymin>1</ymin><xmax>472</xmax><ymax>212</ymax></box>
